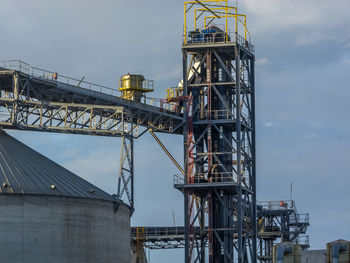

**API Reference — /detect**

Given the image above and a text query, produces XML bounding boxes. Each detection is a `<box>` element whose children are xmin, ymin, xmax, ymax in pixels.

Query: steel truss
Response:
<box><xmin>0</xmin><ymin>68</ymin><xmax>184</xmax><ymax>135</ymax></box>
<box><xmin>0</xmin><ymin>66</ymin><xmax>184</xmax><ymax>210</ymax></box>
<box><xmin>0</xmin><ymin>98</ymin><xmax>128</xmax><ymax>137</ymax></box>
<box><xmin>118</xmin><ymin>132</ymin><xmax>134</xmax><ymax>213</ymax></box>
<box><xmin>131</xmin><ymin>227</ymin><xmax>190</xmax><ymax>250</ymax></box>
<box><xmin>131</xmin><ymin>206</ymin><xmax>309</xmax><ymax>253</ymax></box>
<box><xmin>176</xmin><ymin>40</ymin><xmax>256</xmax><ymax>263</ymax></box>
<box><xmin>257</xmin><ymin>201</ymin><xmax>310</xmax><ymax>262</ymax></box>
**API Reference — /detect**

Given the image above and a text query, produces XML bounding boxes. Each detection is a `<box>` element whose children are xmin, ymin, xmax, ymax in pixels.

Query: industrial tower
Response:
<box><xmin>175</xmin><ymin>1</ymin><xmax>257</xmax><ymax>262</ymax></box>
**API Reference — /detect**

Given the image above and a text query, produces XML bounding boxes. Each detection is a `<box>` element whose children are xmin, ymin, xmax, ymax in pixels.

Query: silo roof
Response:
<box><xmin>0</xmin><ymin>130</ymin><xmax>118</xmax><ymax>202</ymax></box>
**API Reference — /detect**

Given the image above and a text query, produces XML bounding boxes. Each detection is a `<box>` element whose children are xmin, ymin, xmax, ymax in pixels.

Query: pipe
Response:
<box><xmin>332</xmin><ymin>242</ymin><xmax>346</xmax><ymax>263</ymax></box>
<box><xmin>149</xmin><ymin>130</ymin><xmax>184</xmax><ymax>175</ymax></box>
<box><xmin>149</xmin><ymin>130</ymin><xmax>203</xmax><ymax>229</ymax></box>
<box><xmin>276</xmin><ymin>245</ymin><xmax>292</xmax><ymax>263</ymax></box>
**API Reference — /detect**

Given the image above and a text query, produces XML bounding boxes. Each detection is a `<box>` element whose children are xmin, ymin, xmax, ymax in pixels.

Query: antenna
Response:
<box><xmin>290</xmin><ymin>181</ymin><xmax>293</xmax><ymax>201</ymax></box>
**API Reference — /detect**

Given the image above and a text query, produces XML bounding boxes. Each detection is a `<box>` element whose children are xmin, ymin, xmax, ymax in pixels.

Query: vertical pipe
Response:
<box><xmin>117</xmin><ymin>136</ymin><xmax>124</xmax><ymax>200</ymax></box>
<box><xmin>225</xmin><ymin>0</ymin><xmax>228</xmax><ymax>42</ymax></box>
<box><xmin>235</xmin><ymin>8</ymin><xmax>238</xmax><ymax>35</ymax></box>
<box><xmin>12</xmin><ymin>73</ymin><xmax>19</xmax><ymax>124</ymax></box>
<box><xmin>183</xmin><ymin>49</ymin><xmax>189</xmax><ymax>263</ymax></box>
<box><xmin>235</xmin><ymin>46</ymin><xmax>243</xmax><ymax>263</ymax></box>
<box><xmin>200</xmin><ymin>197</ymin><xmax>206</xmax><ymax>263</ymax></box>
<box><xmin>195</xmin><ymin>10</ymin><xmax>197</xmax><ymax>30</ymax></box>
<box><xmin>130</xmin><ymin>135</ymin><xmax>134</xmax><ymax>213</ymax></box>
<box><xmin>251</xmin><ymin>53</ymin><xmax>257</xmax><ymax>263</ymax></box>
<box><xmin>184</xmin><ymin>3</ymin><xmax>187</xmax><ymax>44</ymax></box>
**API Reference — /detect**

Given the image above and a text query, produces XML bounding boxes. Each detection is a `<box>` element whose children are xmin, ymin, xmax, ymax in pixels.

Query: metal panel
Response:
<box><xmin>0</xmin><ymin>130</ymin><xmax>117</xmax><ymax>202</ymax></box>
<box><xmin>0</xmin><ymin>194</ymin><xmax>130</xmax><ymax>263</ymax></box>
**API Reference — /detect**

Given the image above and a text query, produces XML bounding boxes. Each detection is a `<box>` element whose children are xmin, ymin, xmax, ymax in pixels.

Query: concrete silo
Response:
<box><xmin>0</xmin><ymin>131</ymin><xmax>130</xmax><ymax>263</ymax></box>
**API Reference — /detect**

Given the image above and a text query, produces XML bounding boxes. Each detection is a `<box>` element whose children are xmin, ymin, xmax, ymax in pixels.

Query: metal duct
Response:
<box><xmin>276</xmin><ymin>245</ymin><xmax>293</xmax><ymax>263</ymax></box>
<box><xmin>332</xmin><ymin>242</ymin><xmax>347</xmax><ymax>263</ymax></box>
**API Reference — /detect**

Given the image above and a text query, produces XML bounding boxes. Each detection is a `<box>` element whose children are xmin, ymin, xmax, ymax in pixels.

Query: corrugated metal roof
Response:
<box><xmin>0</xmin><ymin>130</ymin><xmax>117</xmax><ymax>202</ymax></box>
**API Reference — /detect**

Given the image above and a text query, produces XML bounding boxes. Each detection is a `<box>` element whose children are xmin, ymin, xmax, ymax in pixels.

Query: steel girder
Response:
<box><xmin>0</xmin><ymin>67</ymin><xmax>185</xmax><ymax>211</ymax></box>
<box><xmin>118</xmin><ymin>132</ymin><xmax>135</xmax><ymax>213</ymax></box>
<box><xmin>0</xmin><ymin>69</ymin><xmax>184</xmax><ymax>135</ymax></box>
<box><xmin>0</xmin><ymin>97</ymin><xmax>129</xmax><ymax>137</ymax></box>
<box><xmin>178</xmin><ymin>42</ymin><xmax>256</xmax><ymax>263</ymax></box>
<box><xmin>131</xmin><ymin>227</ymin><xmax>189</xmax><ymax>250</ymax></box>
<box><xmin>131</xmin><ymin>204</ymin><xmax>309</xmax><ymax>253</ymax></box>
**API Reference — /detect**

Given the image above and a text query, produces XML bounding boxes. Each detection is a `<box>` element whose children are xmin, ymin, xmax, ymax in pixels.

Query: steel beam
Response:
<box><xmin>0</xmin><ymin>97</ymin><xmax>127</xmax><ymax>137</ymax></box>
<box><xmin>179</xmin><ymin>37</ymin><xmax>256</xmax><ymax>263</ymax></box>
<box><xmin>0</xmin><ymin>64</ymin><xmax>185</xmax><ymax>135</ymax></box>
<box><xmin>118</xmin><ymin>132</ymin><xmax>135</xmax><ymax>214</ymax></box>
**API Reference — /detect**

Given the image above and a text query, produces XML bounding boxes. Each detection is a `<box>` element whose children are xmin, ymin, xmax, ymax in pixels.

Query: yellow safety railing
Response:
<box><xmin>165</xmin><ymin>87</ymin><xmax>183</xmax><ymax>101</ymax></box>
<box><xmin>184</xmin><ymin>0</ymin><xmax>250</xmax><ymax>44</ymax></box>
<box><xmin>136</xmin><ymin>227</ymin><xmax>145</xmax><ymax>261</ymax></box>
<box><xmin>194</xmin><ymin>6</ymin><xmax>237</xmax><ymax>30</ymax></box>
<box><xmin>204</xmin><ymin>14</ymin><xmax>249</xmax><ymax>40</ymax></box>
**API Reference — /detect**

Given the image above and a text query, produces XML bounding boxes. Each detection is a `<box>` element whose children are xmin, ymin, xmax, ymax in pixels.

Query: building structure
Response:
<box><xmin>175</xmin><ymin>1</ymin><xmax>256</xmax><ymax>262</ymax></box>
<box><xmin>0</xmin><ymin>131</ymin><xmax>130</xmax><ymax>263</ymax></box>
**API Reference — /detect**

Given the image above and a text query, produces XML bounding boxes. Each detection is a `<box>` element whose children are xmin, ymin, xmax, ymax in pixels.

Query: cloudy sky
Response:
<box><xmin>1</xmin><ymin>0</ymin><xmax>350</xmax><ymax>262</ymax></box>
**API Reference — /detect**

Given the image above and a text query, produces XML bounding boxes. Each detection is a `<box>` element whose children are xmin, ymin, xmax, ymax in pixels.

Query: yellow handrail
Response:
<box><xmin>184</xmin><ymin>0</ymin><xmax>250</xmax><ymax>43</ymax></box>
<box><xmin>194</xmin><ymin>6</ymin><xmax>237</xmax><ymax>31</ymax></box>
<box><xmin>204</xmin><ymin>14</ymin><xmax>250</xmax><ymax>40</ymax></box>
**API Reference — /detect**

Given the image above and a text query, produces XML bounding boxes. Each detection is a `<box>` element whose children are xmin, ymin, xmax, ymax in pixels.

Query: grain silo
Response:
<box><xmin>0</xmin><ymin>130</ymin><xmax>130</xmax><ymax>263</ymax></box>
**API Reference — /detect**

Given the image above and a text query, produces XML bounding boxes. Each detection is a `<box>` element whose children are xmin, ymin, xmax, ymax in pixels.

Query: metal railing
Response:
<box><xmin>184</xmin><ymin>30</ymin><xmax>255</xmax><ymax>54</ymax></box>
<box><xmin>191</xmin><ymin>110</ymin><xmax>251</xmax><ymax>127</ymax></box>
<box><xmin>173</xmin><ymin>174</ymin><xmax>185</xmax><ymax>185</ymax></box>
<box><xmin>173</xmin><ymin>173</ymin><xmax>244</xmax><ymax>186</ymax></box>
<box><xmin>0</xmin><ymin>60</ymin><xmax>118</xmax><ymax>94</ymax></box>
<box><xmin>296</xmin><ymin>235</ymin><xmax>310</xmax><ymax>247</ymax></box>
<box><xmin>298</xmin><ymin>213</ymin><xmax>310</xmax><ymax>224</ymax></box>
<box><xmin>0</xmin><ymin>60</ymin><xmax>176</xmax><ymax>111</ymax></box>
<box><xmin>131</xmin><ymin>227</ymin><xmax>189</xmax><ymax>239</ymax></box>
<box><xmin>258</xmin><ymin>200</ymin><xmax>296</xmax><ymax>211</ymax></box>
<box><xmin>0</xmin><ymin>60</ymin><xmax>31</xmax><ymax>74</ymax></box>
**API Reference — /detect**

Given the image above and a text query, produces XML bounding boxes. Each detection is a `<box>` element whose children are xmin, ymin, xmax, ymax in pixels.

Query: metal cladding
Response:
<box><xmin>272</xmin><ymin>243</ymin><xmax>302</xmax><ymax>263</ymax></box>
<box><xmin>0</xmin><ymin>194</ymin><xmax>131</xmax><ymax>263</ymax></box>
<box><xmin>0</xmin><ymin>130</ymin><xmax>117</xmax><ymax>202</ymax></box>
<box><xmin>326</xmin><ymin>240</ymin><xmax>350</xmax><ymax>263</ymax></box>
<box><xmin>0</xmin><ymin>130</ymin><xmax>131</xmax><ymax>263</ymax></box>
<box><xmin>301</xmin><ymin>250</ymin><xmax>326</xmax><ymax>263</ymax></box>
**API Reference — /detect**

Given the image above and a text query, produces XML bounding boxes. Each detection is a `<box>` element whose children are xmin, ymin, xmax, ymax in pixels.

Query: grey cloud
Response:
<box><xmin>1</xmin><ymin>1</ymin><xmax>350</xmax><ymax>261</ymax></box>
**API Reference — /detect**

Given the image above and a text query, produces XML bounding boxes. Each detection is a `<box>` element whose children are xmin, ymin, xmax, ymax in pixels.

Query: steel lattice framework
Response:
<box><xmin>257</xmin><ymin>201</ymin><xmax>310</xmax><ymax>263</ymax></box>
<box><xmin>131</xmin><ymin>201</ymin><xmax>310</xmax><ymax>260</ymax></box>
<box><xmin>174</xmin><ymin>1</ymin><xmax>257</xmax><ymax>261</ymax></box>
<box><xmin>0</xmin><ymin>62</ymin><xmax>184</xmax><ymax>211</ymax></box>
<box><xmin>177</xmin><ymin>37</ymin><xmax>256</xmax><ymax>262</ymax></box>
<box><xmin>176</xmin><ymin>36</ymin><xmax>256</xmax><ymax>263</ymax></box>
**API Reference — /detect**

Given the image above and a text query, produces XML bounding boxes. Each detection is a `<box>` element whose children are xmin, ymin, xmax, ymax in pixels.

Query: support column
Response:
<box><xmin>11</xmin><ymin>73</ymin><xmax>19</xmax><ymax>124</ymax></box>
<box><xmin>117</xmin><ymin>131</ymin><xmax>134</xmax><ymax>215</ymax></box>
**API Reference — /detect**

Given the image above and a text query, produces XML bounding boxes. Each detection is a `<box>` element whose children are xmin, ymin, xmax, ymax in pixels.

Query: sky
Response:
<box><xmin>1</xmin><ymin>0</ymin><xmax>350</xmax><ymax>262</ymax></box>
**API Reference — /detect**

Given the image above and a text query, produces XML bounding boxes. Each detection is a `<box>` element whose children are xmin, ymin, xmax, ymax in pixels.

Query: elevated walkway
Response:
<box><xmin>0</xmin><ymin>60</ymin><xmax>184</xmax><ymax>136</ymax></box>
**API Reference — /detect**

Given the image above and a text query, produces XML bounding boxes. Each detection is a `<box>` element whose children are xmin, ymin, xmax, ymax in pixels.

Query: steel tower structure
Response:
<box><xmin>175</xmin><ymin>1</ymin><xmax>256</xmax><ymax>262</ymax></box>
